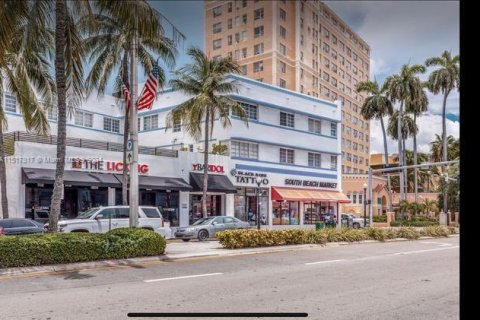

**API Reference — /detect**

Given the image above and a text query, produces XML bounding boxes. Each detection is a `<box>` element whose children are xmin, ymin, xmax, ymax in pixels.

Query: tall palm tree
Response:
<box><xmin>79</xmin><ymin>0</ymin><xmax>179</xmax><ymax>205</ymax></box>
<box><xmin>425</xmin><ymin>50</ymin><xmax>459</xmax><ymax>215</ymax></box>
<box><xmin>430</xmin><ymin>134</ymin><xmax>457</xmax><ymax>162</ymax></box>
<box><xmin>384</xmin><ymin>64</ymin><xmax>426</xmax><ymax>203</ymax></box>
<box><xmin>405</xmin><ymin>87</ymin><xmax>428</xmax><ymax>202</ymax></box>
<box><xmin>0</xmin><ymin>0</ymin><xmax>54</xmax><ymax>218</ymax></box>
<box><xmin>356</xmin><ymin>79</ymin><xmax>394</xmax><ymax>211</ymax></box>
<box><xmin>48</xmin><ymin>0</ymin><xmax>91</xmax><ymax>232</ymax></box>
<box><xmin>167</xmin><ymin>48</ymin><xmax>248</xmax><ymax>217</ymax></box>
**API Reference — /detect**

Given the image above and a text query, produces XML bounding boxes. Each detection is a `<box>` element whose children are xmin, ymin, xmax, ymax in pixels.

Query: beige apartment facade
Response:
<box><xmin>205</xmin><ymin>0</ymin><xmax>371</xmax><ymax>175</ymax></box>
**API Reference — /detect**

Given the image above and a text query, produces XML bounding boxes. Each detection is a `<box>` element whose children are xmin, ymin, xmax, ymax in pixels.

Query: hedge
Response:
<box><xmin>0</xmin><ymin>228</ymin><xmax>166</xmax><ymax>268</ymax></box>
<box><xmin>216</xmin><ymin>226</ymin><xmax>457</xmax><ymax>249</ymax></box>
<box><xmin>373</xmin><ymin>215</ymin><xmax>388</xmax><ymax>223</ymax></box>
<box><xmin>390</xmin><ymin>219</ymin><xmax>439</xmax><ymax>227</ymax></box>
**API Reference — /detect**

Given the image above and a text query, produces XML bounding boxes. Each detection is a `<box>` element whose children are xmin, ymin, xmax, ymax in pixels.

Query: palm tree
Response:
<box><xmin>405</xmin><ymin>87</ymin><xmax>428</xmax><ymax>202</ymax></box>
<box><xmin>422</xmin><ymin>198</ymin><xmax>438</xmax><ymax>216</ymax></box>
<box><xmin>384</xmin><ymin>64</ymin><xmax>425</xmax><ymax>203</ymax></box>
<box><xmin>425</xmin><ymin>50</ymin><xmax>459</xmax><ymax>215</ymax></box>
<box><xmin>79</xmin><ymin>0</ymin><xmax>180</xmax><ymax>205</ymax></box>
<box><xmin>48</xmin><ymin>0</ymin><xmax>91</xmax><ymax>232</ymax></box>
<box><xmin>404</xmin><ymin>150</ymin><xmax>429</xmax><ymax>193</ymax></box>
<box><xmin>356</xmin><ymin>79</ymin><xmax>394</xmax><ymax>211</ymax></box>
<box><xmin>430</xmin><ymin>134</ymin><xmax>458</xmax><ymax>162</ymax></box>
<box><xmin>0</xmin><ymin>1</ymin><xmax>54</xmax><ymax>218</ymax></box>
<box><xmin>167</xmin><ymin>48</ymin><xmax>248</xmax><ymax>217</ymax></box>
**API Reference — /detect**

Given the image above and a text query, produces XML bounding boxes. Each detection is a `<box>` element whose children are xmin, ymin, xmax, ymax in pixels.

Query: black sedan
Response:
<box><xmin>0</xmin><ymin>218</ymin><xmax>45</xmax><ymax>235</ymax></box>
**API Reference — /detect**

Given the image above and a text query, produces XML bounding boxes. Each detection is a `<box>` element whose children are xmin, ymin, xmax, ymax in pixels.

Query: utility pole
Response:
<box><xmin>129</xmin><ymin>9</ymin><xmax>139</xmax><ymax>228</ymax></box>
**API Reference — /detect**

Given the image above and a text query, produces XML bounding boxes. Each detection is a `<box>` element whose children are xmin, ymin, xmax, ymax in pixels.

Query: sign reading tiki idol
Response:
<box><xmin>192</xmin><ymin>163</ymin><xmax>225</xmax><ymax>173</ymax></box>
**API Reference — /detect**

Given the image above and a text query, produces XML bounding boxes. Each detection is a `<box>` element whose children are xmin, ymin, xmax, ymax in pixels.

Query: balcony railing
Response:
<box><xmin>3</xmin><ymin>131</ymin><xmax>177</xmax><ymax>158</ymax></box>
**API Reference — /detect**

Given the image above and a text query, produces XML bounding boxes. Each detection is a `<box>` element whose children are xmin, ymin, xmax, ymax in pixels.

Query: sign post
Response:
<box><xmin>126</xmin><ymin>139</ymin><xmax>134</xmax><ymax>165</ymax></box>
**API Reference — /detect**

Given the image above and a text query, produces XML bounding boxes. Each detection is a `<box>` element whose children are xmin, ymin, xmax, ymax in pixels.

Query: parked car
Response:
<box><xmin>341</xmin><ymin>214</ymin><xmax>369</xmax><ymax>228</ymax></box>
<box><xmin>175</xmin><ymin>216</ymin><xmax>250</xmax><ymax>241</ymax></box>
<box><xmin>0</xmin><ymin>218</ymin><xmax>45</xmax><ymax>235</ymax></box>
<box><xmin>44</xmin><ymin>206</ymin><xmax>170</xmax><ymax>238</ymax></box>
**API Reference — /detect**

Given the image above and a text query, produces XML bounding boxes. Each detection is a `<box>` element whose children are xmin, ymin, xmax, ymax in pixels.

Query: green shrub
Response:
<box><xmin>394</xmin><ymin>227</ymin><xmax>420</xmax><ymax>240</ymax></box>
<box><xmin>390</xmin><ymin>219</ymin><xmax>439</xmax><ymax>227</ymax></box>
<box><xmin>0</xmin><ymin>228</ymin><xmax>166</xmax><ymax>268</ymax></box>
<box><xmin>373</xmin><ymin>215</ymin><xmax>388</xmax><ymax>223</ymax></box>
<box><xmin>421</xmin><ymin>226</ymin><xmax>450</xmax><ymax>237</ymax></box>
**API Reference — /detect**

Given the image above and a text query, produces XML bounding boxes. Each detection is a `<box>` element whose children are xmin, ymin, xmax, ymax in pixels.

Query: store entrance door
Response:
<box><xmin>141</xmin><ymin>191</ymin><xmax>156</xmax><ymax>206</ymax></box>
<box><xmin>64</xmin><ymin>189</ymin><xmax>78</xmax><ymax>219</ymax></box>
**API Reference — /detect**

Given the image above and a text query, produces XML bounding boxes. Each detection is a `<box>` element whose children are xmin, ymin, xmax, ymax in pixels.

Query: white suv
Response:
<box><xmin>48</xmin><ymin>206</ymin><xmax>170</xmax><ymax>238</ymax></box>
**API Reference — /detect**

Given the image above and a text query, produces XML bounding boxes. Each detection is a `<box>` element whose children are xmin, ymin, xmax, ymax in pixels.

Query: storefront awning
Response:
<box><xmin>271</xmin><ymin>187</ymin><xmax>351</xmax><ymax>203</ymax></box>
<box><xmin>22</xmin><ymin>168</ymin><xmax>121</xmax><ymax>187</ymax></box>
<box><xmin>136</xmin><ymin>175</ymin><xmax>192</xmax><ymax>191</ymax></box>
<box><xmin>189</xmin><ymin>173</ymin><xmax>237</xmax><ymax>194</ymax></box>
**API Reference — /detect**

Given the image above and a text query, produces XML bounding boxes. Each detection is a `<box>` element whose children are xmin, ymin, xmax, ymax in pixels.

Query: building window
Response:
<box><xmin>231</xmin><ymin>141</ymin><xmax>258</xmax><ymax>159</ymax></box>
<box><xmin>173</xmin><ymin>118</ymin><xmax>181</xmax><ymax>132</ymax></box>
<box><xmin>254</xmin><ymin>8</ymin><xmax>264</xmax><ymax>20</ymax></box>
<box><xmin>308</xmin><ymin>153</ymin><xmax>321</xmax><ymax>168</ymax></box>
<box><xmin>213</xmin><ymin>5</ymin><xmax>222</xmax><ymax>17</ymax></box>
<box><xmin>4</xmin><ymin>92</ymin><xmax>16</xmax><ymax>113</ymax></box>
<box><xmin>47</xmin><ymin>106</ymin><xmax>58</xmax><ymax>121</ymax></box>
<box><xmin>241</xmin><ymin>65</ymin><xmax>247</xmax><ymax>75</ymax></box>
<box><xmin>74</xmin><ymin>111</ymin><xmax>93</xmax><ymax>128</ymax></box>
<box><xmin>228</xmin><ymin>2</ymin><xmax>232</xmax><ymax>12</ymax></box>
<box><xmin>242</xmin><ymin>0</ymin><xmax>247</xmax><ymax>8</ymax></box>
<box><xmin>279</xmin><ymin>78</ymin><xmax>286</xmax><ymax>88</ymax></box>
<box><xmin>322</xmin><ymin>72</ymin><xmax>330</xmax><ymax>82</ymax></box>
<box><xmin>279</xmin><ymin>26</ymin><xmax>286</xmax><ymax>38</ymax></box>
<box><xmin>242</xmin><ymin>47</ymin><xmax>247</xmax><ymax>58</ymax></box>
<box><xmin>253</xmin><ymin>61</ymin><xmax>264</xmax><ymax>72</ymax></box>
<box><xmin>352</xmin><ymin>193</ymin><xmax>357</xmax><ymax>204</ymax></box>
<box><xmin>143</xmin><ymin>114</ymin><xmax>158</xmax><ymax>131</ymax></box>
<box><xmin>308</xmin><ymin>118</ymin><xmax>321</xmax><ymax>134</ymax></box>
<box><xmin>235</xmin><ymin>16</ymin><xmax>241</xmax><ymax>27</ymax></box>
<box><xmin>228</xmin><ymin>35</ymin><xmax>232</xmax><ymax>46</ymax></box>
<box><xmin>279</xmin><ymin>43</ymin><xmax>286</xmax><ymax>55</ymax></box>
<box><xmin>233</xmin><ymin>102</ymin><xmax>258</xmax><ymax>120</ymax></box>
<box><xmin>280</xmin><ymin>112</ymin><xmax>294</xmax><ymax>128</ymax></box>
<box><xmin>323</xmin><ymin>42</ymin><xmax>330</xmax><ymax>53</ymax></box>
<box><xmin>279</xmin><ymin>8</ymin><xmax>286</xmax><ymax>20</ymax></box>
<box><xmin>280</xmin><ymin>148</ymin><xmax>294</xmax><ymax>164</ymax></box>
<box><xmin>235</xmin><ymin>33</ymin><xmax>240</xmax><ymax>43</ymax></box>
<box><xmin>227</xmin><ymin>19</ymin><xmax>232</xmax><ymax>29</ymax></box>
<box><xmin>254</xmin><ymin>26</ymin><xmax>264</xmax><ymax>38</ymax></box>
<box><xmin>331</xmin><ymin>155</ymin><xmax>337</xmax><ymax>170</ymax></box>
<box><xmin>103</xmin><ymin>117</ymin><xmax>120</xmax><ymax>133</ymax></box>
<box><xmin>212</xmin><ymin>22</ymin><xmax>222</xmax><ymax>34</ymax></box>
<box><xmin>254</xmin><ymin>43</ymin><xmax>264</xmax><ymax>55</ymax></box>
<box><xmin>256</xmin><ymin>78</ymin><xmax>263</xmax><ymax>82</ymax></box>
<box><xmin>332</xmin><ymin>35</ymin><xmax>337</xmax><ymax>44</ymax></box>
<box><xmin>213</xmin><ymin>39</ymin><xmax>222</xmax><ymax>50</ymax></box>
<box><xmin>330</xmin><ymin>122</ymin><xmax>337</xmax><ymax>137</ymax></box>
<box><xmin>347</xmin><ymin>153</ymin><xmax>352</xmax><ymax>162</ymax></box>
<box><xmin>242</xmin><ymin>14</ymin><xmax>247</xmax><ymax>24</ymax></box>
<box><xmin>321</xmin><ymin>86</ymin><xmax>330</xmax><ymax>97</ymax></box>
<box><xmin>279</xmin><ymin>61</ymin><xmax>286</xmax><ymax>73</ymax></box>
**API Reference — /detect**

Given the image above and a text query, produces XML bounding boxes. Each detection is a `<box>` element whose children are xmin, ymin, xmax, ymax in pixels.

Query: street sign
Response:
<box><xmin>126</xmin><ymin>151</ymin><xmax>133</xmax><ymax>164</ymax></box>
<box><xmin>126</xmin><ymin>139</ymin><xmax>133</xmax><ymax>151</ymax></box>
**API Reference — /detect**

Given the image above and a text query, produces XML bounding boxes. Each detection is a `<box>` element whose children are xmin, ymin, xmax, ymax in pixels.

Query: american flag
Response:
<box><xmin>121</xmin><ymin>83</ymin><xmax>131</xmax><ymax>114</ymax></box>
<box><xmin>137</xmin><ymin>62</ymin><xmax>159</xmax><ymax>110</ymax></box>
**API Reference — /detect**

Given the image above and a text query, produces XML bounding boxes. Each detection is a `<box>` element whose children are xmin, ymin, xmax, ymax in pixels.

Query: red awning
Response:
<box><xmin>271</xmin><ymin>187</ymin><xmax>351</xmax><ymax>203</ymax></box>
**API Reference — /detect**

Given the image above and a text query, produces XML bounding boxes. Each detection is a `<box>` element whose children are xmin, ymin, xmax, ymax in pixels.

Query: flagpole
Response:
<box><xmin>129</xmin><ymin>6</ymin><xmax>139</xmax><ymax>228</ymax></box>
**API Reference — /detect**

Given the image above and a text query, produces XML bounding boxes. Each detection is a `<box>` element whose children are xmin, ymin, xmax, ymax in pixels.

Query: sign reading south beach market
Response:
<box><xmin>285</xmin><ymin>179</ymin><xmax>337</xmax><ymax>189</ymax></box>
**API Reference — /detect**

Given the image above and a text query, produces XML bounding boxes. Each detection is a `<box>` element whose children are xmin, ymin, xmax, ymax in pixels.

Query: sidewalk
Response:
<box><xmin>0</xmin><ymin>235</ymin><xmax>459</xmax><ymax>277</ymax></box>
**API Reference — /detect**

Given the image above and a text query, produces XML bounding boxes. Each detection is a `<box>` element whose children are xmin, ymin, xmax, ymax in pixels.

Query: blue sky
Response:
<box><xmin>138</xmin><ymin>0</ymin><xmax>460</xmax><ymax>153</ymax></box>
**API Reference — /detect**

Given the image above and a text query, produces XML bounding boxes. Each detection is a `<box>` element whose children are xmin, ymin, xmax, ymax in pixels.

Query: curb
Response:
<box><xmin>0</xmin><ymin>234</ymin><xmax>458</xmax><ymax>278</ymax></box>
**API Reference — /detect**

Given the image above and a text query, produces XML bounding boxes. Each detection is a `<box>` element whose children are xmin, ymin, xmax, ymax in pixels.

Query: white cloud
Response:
<box><xmin>369</xmin><ymin>114</ymin><xmax>459</xmax><ymax>155</ymax></box>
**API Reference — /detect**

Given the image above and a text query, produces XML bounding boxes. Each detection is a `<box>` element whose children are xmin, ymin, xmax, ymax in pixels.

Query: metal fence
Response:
<box><xmin>3</xmin><ymin>131</ymin><xmax>178</xmax><ymax>158</ymax></box>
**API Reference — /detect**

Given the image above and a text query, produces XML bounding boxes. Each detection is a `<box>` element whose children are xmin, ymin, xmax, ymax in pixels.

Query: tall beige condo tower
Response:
<box><xmin>205</xmin><ymin>0</ymin><xmax>371</xmax><ymax>174</ymax></box>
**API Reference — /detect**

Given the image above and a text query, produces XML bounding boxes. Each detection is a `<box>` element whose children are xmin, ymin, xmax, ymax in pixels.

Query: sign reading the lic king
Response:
<box><xmin>126</xmin><ymin>139</ymin><xmax>134</xmax><ymax>164</ymax></box>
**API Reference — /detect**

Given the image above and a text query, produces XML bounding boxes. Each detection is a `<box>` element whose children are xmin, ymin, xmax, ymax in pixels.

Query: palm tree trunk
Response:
<box><xmin>413</xmin><ymin>113</ymin><xmax>418</xmax><ymax>207</ymax></box>
<box><xmin>48</xmin><ymin>0</ymin><xmax>67</xmax><ymax>232</ymax></box>
<box><xmin>403</xmin><ymin>138</ymin><xmax>407</xmax><ymax>193</ymax></box>
<box><xmin>202</xmin><ymin>108</ymin><xmax>210</xmax><ymax>218</ymax></box>
<box><xmin>0</xmin><ymin>126</ymin><xmax>9</xmax><ymax>218</ymax></box>
<box><xmin>442</xmin><ymin>90</ymin><xmax>449</xmax><ymax>217</ymax></box>
<box><xmin>121</xmin><ymin>51</ymin><xmax>129</xmax><ymax>205</ymax></box>
<box><xmin>380</xmin><ymin>117</ymin><xmax>392</xmax><ymax>212</ymax></box>
<box><xmin>397</xmin><ymin>101</ymin><xmax>405</xmax><ymax>218</ymax></box>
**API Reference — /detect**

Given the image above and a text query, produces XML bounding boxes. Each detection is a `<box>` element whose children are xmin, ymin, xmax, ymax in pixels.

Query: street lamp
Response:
<box><xmin>255</xmin><ymin>177</ymin><xmax>263</xmax><ymax>230</ymax></box>
<box><xmin>363</xmin><ymin>183</ymin><xmax>367</xmax><ymax>228</ymax></box>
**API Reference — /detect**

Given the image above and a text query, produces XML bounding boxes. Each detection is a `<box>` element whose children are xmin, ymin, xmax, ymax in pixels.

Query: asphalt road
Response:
<box><xmin>0</xmin><ymin>237</ymin><xmax>459</xmax><ymax>320</ymax></box>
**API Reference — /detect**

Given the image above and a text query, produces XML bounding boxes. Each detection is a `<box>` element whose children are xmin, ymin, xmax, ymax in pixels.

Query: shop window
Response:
<box><xmin>273</xmin><ymin>201</ymin><xmax>299</xmax><ymax>225</ymax></box>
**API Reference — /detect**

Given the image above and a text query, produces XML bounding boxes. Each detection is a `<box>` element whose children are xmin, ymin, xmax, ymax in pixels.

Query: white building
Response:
<box><xmin>2</xmin><ymin>75</ymin><xmax>349</xmax><ymax>227</ymax></box>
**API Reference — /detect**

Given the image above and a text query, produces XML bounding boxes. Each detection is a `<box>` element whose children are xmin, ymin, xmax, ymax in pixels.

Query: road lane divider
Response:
<box><xmin>144</xmin><ymin>272</ymin><xmax>223</xmax><ymax>283</ymax></box>
<box><xmin>393</xmin><ymin>246</ymin><xmax>459</xmax><ymax>255</ymax></box>
<box><xmin>304</xmin><ymin>259</ymin><xmax>346</xmax><ymax>266</ymax></box>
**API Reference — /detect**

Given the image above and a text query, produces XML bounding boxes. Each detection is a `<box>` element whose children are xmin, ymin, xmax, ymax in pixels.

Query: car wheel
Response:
<box><xmin>198</xmin><ymin>230</ymin><xmax>209</xmax><ymax>241</ymax></box>
<box><xmin>353</xmin><ymin>222</ymin><xmax>360</xmax><ymax>229</ymax></box>
<box><xmin>182</xmin><ymin>239</ymin><xmax>191</xmax><ymax>242</ymax></box>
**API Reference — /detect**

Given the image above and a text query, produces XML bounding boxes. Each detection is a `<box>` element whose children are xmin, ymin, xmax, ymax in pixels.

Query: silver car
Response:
<box><xmin>175</xmin><ymin>216</ymin><xmax>250</xmax><ymax>242</ymax></box>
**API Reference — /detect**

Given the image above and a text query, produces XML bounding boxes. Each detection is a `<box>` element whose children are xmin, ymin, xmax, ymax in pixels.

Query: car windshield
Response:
<box><xmin>192</xmin><ymin>218</ymin><xmax>214</xmax><ymax>226</ymax></box>
<box><xmin>76</xmin><ymin>208</ymin><xmax>100</xmax><ymax>219</ymax></box>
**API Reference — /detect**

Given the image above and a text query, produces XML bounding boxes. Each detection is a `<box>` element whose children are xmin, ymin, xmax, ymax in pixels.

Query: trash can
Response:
<box><xmin>315</xmin><ymin>222</ymin><xmax>325</xmax><ymax>230</ymax></box>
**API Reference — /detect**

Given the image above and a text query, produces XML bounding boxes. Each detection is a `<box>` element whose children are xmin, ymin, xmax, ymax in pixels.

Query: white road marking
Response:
<box><xmin>421</xmin><ymin>241</ymin><xmax>453</xmax><ymax>247</ymax></box>
<box><xmin>305</xmin><ymin>259</ymin><xmax>346</xmax><ymax>265</ymax></box>
<box><xmin>393</xmin><ymin>246</ymin><xmax>459</xmax><ymax>255</ymax></box>
<box><xmin>144</xmin><ymin>273</ymin><xmax>223</xmax><ymax>283</ymax></box>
